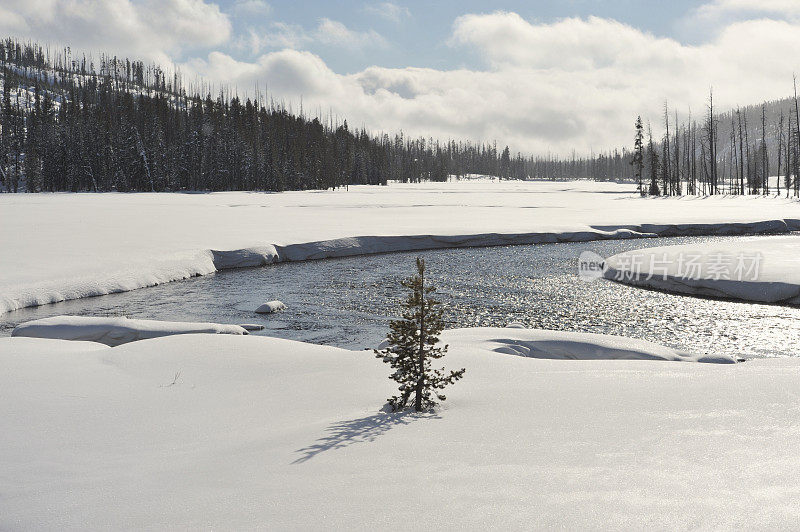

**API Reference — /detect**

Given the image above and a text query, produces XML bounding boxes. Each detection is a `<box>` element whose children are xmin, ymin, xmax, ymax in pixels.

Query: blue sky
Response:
<box><xmin>217</xmin><ymin>1</ymin><xmax>705</xmax><ymax>73</ymax></box>
<box><xmin>2</xmin><ymin>0</ymin><xmax>800</xmax><ymax>154</ymax></box>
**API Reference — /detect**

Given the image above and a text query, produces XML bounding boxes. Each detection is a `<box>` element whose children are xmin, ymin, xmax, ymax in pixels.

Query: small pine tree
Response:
<box><xmin>375</xmin><ymin>258</ymin><xmax>465</xmax><ymax>412</ymax></box>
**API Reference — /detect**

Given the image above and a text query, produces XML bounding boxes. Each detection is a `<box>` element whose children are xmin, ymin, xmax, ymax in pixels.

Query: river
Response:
<box><xmin>2</xmin><ymin>235</ymin><xmax>798</xmax><ymax>358</ymax></box>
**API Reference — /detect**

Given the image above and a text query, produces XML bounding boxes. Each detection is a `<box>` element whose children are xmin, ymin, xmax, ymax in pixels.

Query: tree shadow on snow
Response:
<box><xmin>292</xmin><ymin>408</ymin><xmax>440</xmax><ymax>464</ymax></box>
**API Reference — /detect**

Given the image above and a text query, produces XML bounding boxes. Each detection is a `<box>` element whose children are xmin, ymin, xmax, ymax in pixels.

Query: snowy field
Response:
<box><xmin>606</xmin><ymin>235</ymin><xmax>800</xmax><ymax>304</ymax></box>
<box><xmin>3</xmin><ymin>179</ymin><xmax>800</xmax><ymax>314</ymax></box>
<box><xmin>3</xmin><ymin>330</ymin><xmax>800</xmax><ymax>529</ymax></box>
<box><xmin>4</xmin><ymin>180</ymin><xmax>800</xmax><ymax>528</ymax></box>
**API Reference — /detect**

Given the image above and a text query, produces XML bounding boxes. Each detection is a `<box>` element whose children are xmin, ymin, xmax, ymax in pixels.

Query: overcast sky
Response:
<box><xmin>3</xmin><ymin>0</ymin><xmax>800</xmax><ymax>155</ymax></box>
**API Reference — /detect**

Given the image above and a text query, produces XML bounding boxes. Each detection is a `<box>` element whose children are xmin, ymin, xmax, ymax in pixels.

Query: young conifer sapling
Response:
<box><xmin>375</xmin><ymin>257</ymin><xmax>465</xmax><ymax>412</ymax></box>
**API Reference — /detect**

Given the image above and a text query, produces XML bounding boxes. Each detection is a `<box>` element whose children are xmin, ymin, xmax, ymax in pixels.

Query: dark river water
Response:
<box><xmin>2</xmin><ymin>235</ymin><xmax>798</xmax><ymax>358</ymax></box>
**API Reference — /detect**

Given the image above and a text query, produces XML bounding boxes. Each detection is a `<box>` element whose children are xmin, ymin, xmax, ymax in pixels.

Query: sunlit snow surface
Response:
<box><xmin>2</xmin><ymin>333</ymin><xmax>800</xmax><ymax>529</ymax></box>
<box><xmin>4</xmin><ymin>235</ymin><xmax>800</xmax><ymax>359</ymax></box>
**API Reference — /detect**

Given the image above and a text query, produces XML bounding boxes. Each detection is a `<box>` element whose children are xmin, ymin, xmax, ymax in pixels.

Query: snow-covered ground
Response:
<box><xmin>605</xmin><ymin>235</ymin><xmax>800</xmax><ymax>305</ymax></box>
<box><xmin>3</xmin><ymin>179</ymin><xmax>800</xmax><ymax>314</ymax></box>
<box><xmin>3</xmin><ymin>329</ymin><xmax>799</xmax><ymax>529</ymax></box>
<box><xmin>5</xmin><ymin>180</ymin><xmax>800</xmax><ymax>528</ymax></box>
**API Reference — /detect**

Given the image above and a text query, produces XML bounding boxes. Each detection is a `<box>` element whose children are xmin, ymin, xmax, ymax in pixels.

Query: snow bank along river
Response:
<box><xmin>605</xmin><ymin>234</ymin><xmax>800</xmax><ymax>305</ymax></box>
<box><xmin>4</xmin><ymin>234</ymin><xmax>799</xmax><ymax>360</ymax></box>
<box><xmin>3</xmin><ymin>180</ymin><xmax>800</xmax><ymax>314</ymax></box>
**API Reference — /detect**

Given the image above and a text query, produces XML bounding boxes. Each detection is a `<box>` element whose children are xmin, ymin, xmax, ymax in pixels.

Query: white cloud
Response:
<box><xmin>0</xmin><ymin>0</ymin><xmax>231</xmax><ymax>65</ymax></box>
<box><xmin>237</xmin><ymin>18</ymin><xmax>386</xmax><ymax>55</ymax></box>
<box><xmin>233</xmin><ymin>0</ymin><xmax>270</xmax><ymax>15</ymax></box>
<box><xmin>237</xmin><ymin>23</ymin><xmax>311</xmax><ymax>54</ymax></box>
<box><xmin>364</xmin><ymin>2</ymin><xmax>411</xmax><ymax>23</ymax></box>
<box><xmin>184</xmin><ymin>9</ymin><xmax>800</xmax><ymax>155</ymax></box>
<box><xmin>694</xmin><ymin>0</ymin><xmax>800</xmax><ymax>20</ymax></box>
<box><xmin>184</xmin><ymin>49</ymin><xmax>341</xmax><ymax>97</ymax></box>
<box><xmin>314</xmin><ymin>18</ymin><xmax>387</xmax><ymax>49</ymax></box>
<box><xmin>450</xmin><ymin>12</ymin><xmax>680</xmax><ymax>70</ymax></box>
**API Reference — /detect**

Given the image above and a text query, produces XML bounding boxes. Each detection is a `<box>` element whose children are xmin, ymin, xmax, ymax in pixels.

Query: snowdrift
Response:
<box><xmin>1</xmin><ymin>331</ymin><xmax>797</xmax><ymax>529</ymax></box>
<box><xmin>5</xmin><ymin>336</ymin><xmax>110</xmax><ymax>354</ymax></box>
<box><xmin>0</xmin><ymin>250</ymin><xmax>219</xmax><ymax>314</ymax></box>
<box><xmin>604</xmin><ymin>235</ymin><xmax>800</xmax><ymax>305</ymax></box>
<box><xmin>11</xmin><ymin>315</ymin><xmax>248</xmax><ymax>346</ymax></box>
<box><xmin>444</xmin><ymin>327</ymin><xmax>736</xmax><ymax>363</ymax></box>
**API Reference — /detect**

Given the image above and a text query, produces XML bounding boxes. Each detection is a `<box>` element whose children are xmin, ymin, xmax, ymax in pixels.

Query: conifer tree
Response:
<box><xmin>631</xmin><ymin>116</ymin><xmax>644</xmax><ymax>196</ymax></box>
<box><xmin>375</xmin><ymin>258</ymin><xmax>465</xmax><ymax>412</ymax></box>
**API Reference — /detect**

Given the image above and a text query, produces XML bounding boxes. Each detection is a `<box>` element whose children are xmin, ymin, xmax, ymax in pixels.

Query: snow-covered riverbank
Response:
<box><xmin>2</xmin><ymin>329</ymin><xmax>798</xmax><ymax>529</ymax></box>
<box><xmin>2</xmin><ymin>180</ymin><xmax>800</xmax><ymax>314</ymax></box>
<box><xmin>605</xmin><ymin>235</ymin><xmax>800</xmax><ymax>305</ymax></box>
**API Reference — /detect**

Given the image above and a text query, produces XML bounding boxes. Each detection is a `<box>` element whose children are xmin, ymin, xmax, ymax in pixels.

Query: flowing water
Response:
<box><xmin>2</xmin><ymin>235</ymin><xmax>798</xmax><ymax>358</ymax></box>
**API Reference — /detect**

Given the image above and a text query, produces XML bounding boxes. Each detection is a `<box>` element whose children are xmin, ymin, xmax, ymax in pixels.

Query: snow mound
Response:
<box><xmin>11</xmin><ymin>315</ymin><xmax>248</xmax><ymax>346</ymax></box>
<box><xmin>255</xmin><ymin>301</ymin><xmax>286</xmax><ymax>314</ymax></box>
<box><xmin>239</xmin><ymin>323</ymin><xmax>265</xmax><ymax>331</ymax></box>
<box><xmin>605</xmin><ymin>235</ymin><xmax>800</xmax><ymax>305</ymax></box>
<box><xmin>375</xmin><ymin>339</ymin><xmax>390</xmax><ymax>350</ymax></box>
<box><xmin>211</xmin><ymin>246</ymin><xmax>280</xmax><ymax>269</ymax></box>
<box><xmin>273</xmin><ymin>230</ymin><xmax>646</xmax><ymax>262</ymax></box>
<box><xmin>0</xmin><ymin>336</ymin><xmax>110</xmax><ymax>354</ymax></box>
<box><xmin>442</xmin><ymin>327</ymin><xmax>736</xmax><ymax>363</ymax></box>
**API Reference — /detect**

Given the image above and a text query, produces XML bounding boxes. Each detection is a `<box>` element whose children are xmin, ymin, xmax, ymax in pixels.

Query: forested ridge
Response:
<box><xmin>0</xmin><ymin>38</ymin><xmax>634</xmax><ymax>192</ymax></box>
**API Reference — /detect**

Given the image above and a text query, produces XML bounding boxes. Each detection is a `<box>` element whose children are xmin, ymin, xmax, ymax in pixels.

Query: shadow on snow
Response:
<box><xmin>293</xmin><ymin>409</ymin><xmax>440</xmax><ymax>464</ymax></box>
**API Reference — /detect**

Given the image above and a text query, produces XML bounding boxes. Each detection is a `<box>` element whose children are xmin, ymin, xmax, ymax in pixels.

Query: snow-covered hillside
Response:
<box><xmin>2</xmin><ymin>179</ymin><xmax>800</xmax><ymax>314</ymax></box>
<box><xmin>2</xmin><ymin>330</ymin><xmax>798</xmax><ymax>529</ymax></box>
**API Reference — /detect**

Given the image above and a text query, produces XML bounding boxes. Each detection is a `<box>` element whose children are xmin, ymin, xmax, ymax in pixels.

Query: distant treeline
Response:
<box><xmin>0</xmin><ymin>38</ymin><xmax>634</xmax><ymax>193</ymax></box>
<box><xmin>631</xmin><ymin>89</ymin><xmax>800</xmax><ymax>197</ymax></box>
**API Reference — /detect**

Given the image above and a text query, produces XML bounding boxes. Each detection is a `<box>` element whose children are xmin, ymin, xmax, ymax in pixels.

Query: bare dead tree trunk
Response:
<box><xmin>737</xmin><ymin>109</ymin><xmax>745</xmax><ymax>195</ymax></box>
<box><xmin>743</xmin><ymin>110</ymin><xmax>751</xmax><ymax>194</ymax></box>
<box><xmin>794</xmin><ymin>75</ymin><xmax>800</xmax><ymax>197</ymax></box>
<box><xmin>778</xmin><ymin>109</ymin><xmax>784</xmax><ymax>197</ymax></box>
<box><xmin>674</xmin><ymin>109</ymin><xmax>681</xmax><ymax>195</ymax></box>
<box><xmin>706</xmin><ymin>88</ymin><xmax>717</xmax><ymax>194</ymax></box>
<box><xmin>700</xmin><ymin>140</ymin><xmax>709</xmax><ymax>195</ymax></box>
<box><xmin>685</xmin><ymin>111</ymin><xmax>692</xmax><ymax>194</ymax></box>
<box><xmin>691</xmin><ymin>121</ymin><xmax>697</xmax><ymax>194</ymax></box>
<box><xmin>762</xmin><ymin>104</ymin><xmax>769</xmax><ymax>195</ymax></box>
<box><xmin>787</xmin><ymin>113</ymin><xmax>793</xmax><ymax>197</ymax></box>
<box><xmin>663</xmin><ymin>101</ymin><xmax>671</xmax><ymax>195</ymax></box>
<box><xmin>730</xmin><ymin>118</ymin><xmax>737</xmax><ymax>194</ymax></box>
